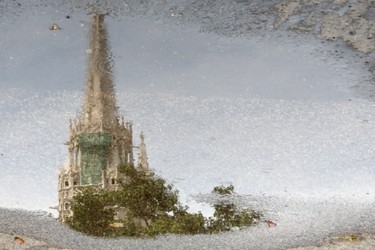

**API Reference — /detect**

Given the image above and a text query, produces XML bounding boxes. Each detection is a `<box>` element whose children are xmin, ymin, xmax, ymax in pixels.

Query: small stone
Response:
<box><xmin>49</xmin><ymin>24</ymin><xmax>61</xmax><ymax>31</ymax></box>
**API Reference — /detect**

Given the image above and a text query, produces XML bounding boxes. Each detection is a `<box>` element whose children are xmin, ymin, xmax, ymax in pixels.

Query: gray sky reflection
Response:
<box><xmin>1</xmin><ymin>8</ymin><xmax>368</xmax><ymax>100</ymax></box>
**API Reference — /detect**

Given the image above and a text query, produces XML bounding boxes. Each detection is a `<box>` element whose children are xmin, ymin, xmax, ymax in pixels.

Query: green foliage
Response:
<box><xmin>207</xmin><ymin>185</ymin><xmax>262</xmax><ymax>233</ymax></box>
<box><xmin>144</xmin><ymin>205</ymin><xmax>207</xmax><ymax>236</ymax></box>
<box><xmin>67</xmin><ymin>166</ymin><xmax>261</xmax><ymax>237</ymax></box>
<box><xmin>212</xmin><ymin>184</ymin><xmax>234</xmax><ymax>195</ymax></box>
<box><xmin>113</xmin><ymin>217</ymin><xmax>142</xmax><ymax>237</ymax></box>
<box><xmin>116</xmin><ymin>164</ymin><xmax>179</xmax><ymax>226</ymax></box>
<box><xmin>67</xmin><ymin>187</ymin><xmax>116</xmax><ymax>237</ymax></box>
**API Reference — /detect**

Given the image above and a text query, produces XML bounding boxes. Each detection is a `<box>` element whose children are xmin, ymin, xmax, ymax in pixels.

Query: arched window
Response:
<box><xmin>65</xmin><ymin>181</ymin><xmax>69</xmax><ymax>187</ymax></box>
<box><xmin>65</xmin><ymin>203</ymin><xmax>69</xmax><ymax>210</ymax></box>
<box><xmin>111</xmin><ymin>178</ymin><xmax>116</xmax><ymax>185</ymax></box>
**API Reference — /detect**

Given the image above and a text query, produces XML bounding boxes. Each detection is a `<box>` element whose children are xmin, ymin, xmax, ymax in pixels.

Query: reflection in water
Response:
<box><xmin>57</xmin><ymin>12</ymin><xmax>153</xmax><ymax>221</ymax></box>
<box><xmin>84</xmin><ymin>13</ymin><xmax>117</xmax><ymax>130</ymax></box>
<box><xmin>0</xmin><ymin>2</ymin><xmax>374</xmax><ymax>219</ymax></box>
<box><xmin>0</xmin><ymin>2</ymin><xmax>374</xmax><ymax>248</ymax></box>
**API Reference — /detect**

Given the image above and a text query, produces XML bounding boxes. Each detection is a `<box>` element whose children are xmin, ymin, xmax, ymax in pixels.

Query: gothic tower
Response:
<box><xmin>58</xmin><ymin>13</ymin><xmax>148</xmax><ymax>222</ymax></box>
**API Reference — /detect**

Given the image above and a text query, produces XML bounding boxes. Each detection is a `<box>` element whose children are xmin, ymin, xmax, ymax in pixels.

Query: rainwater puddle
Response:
<box><xmin>0</xmin><ymin>3</ymin><xmax>374</xmax><ymax>249</ymax></box>
<box><xmin>0</xmin><ymin>1</ymin><xmax>374</xmax><ymax>212</ymax></box>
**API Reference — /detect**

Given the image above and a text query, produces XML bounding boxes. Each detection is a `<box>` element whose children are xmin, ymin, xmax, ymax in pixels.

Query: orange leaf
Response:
<box><xmin>266</xmin><ymin>220</ymin><xmax>277</xmax><ymax>228</ymax></box>
<box><xmin>14</xmin><ymin>236</ymin><xmax>25</xmax><ymax>245</ymax></box>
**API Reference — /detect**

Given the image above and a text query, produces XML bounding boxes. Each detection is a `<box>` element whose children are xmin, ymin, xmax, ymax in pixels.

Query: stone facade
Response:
<box><xmin>58</xmin><ymin>13</ymin><xmax>150</xmax><ymax>222</ymax></box>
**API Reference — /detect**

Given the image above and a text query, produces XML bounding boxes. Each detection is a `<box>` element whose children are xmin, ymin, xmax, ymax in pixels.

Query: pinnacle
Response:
<box><xmin>82</xmin><ymin>13</ymin><xmax>118</xmax><ymax>132</ymax></box>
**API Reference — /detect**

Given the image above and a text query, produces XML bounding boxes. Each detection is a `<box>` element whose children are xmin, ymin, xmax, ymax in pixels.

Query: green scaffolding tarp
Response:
<box><xmin>79</xmin><ymin>132</ymin><xmax>111</xmax><ymax>185</ymax></box>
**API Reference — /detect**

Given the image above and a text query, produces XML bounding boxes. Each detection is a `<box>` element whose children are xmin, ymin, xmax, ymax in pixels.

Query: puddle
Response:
<box><xmin>0</xmin><ymin>2</ymin><xmax>375</xmax><ymax>250</ymax></box>
<box><xmin>0</xmin><ymin>2</ymin><xmax>374</xmax><ymax>221</ymax></box>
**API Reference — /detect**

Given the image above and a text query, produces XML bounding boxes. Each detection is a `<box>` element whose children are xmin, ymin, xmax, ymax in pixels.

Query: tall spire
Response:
<box><xmin>82</xmin><ymin>13</ymin><xmax>118</xmax><ymax>131</ymax></box>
